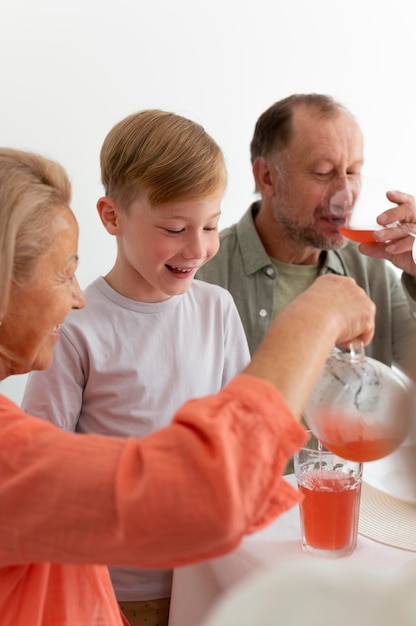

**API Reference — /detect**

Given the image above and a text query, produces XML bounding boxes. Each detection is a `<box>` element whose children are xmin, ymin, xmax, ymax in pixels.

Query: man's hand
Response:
<box><xmin>359</xmin><ymin>190</ymin><xmax>416</xmax><ymax>277</ymax></box>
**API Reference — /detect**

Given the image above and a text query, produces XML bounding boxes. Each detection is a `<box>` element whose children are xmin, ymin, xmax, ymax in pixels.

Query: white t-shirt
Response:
<box><xmin>22</xmin><ymin>276</ymin><xmax>250</xmax><ymax>601</ymax></box>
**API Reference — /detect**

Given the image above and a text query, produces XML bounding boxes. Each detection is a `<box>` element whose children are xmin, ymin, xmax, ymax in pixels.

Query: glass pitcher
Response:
<box><xmin>303</xmin><ymin>342</ymin><xmax>415</xmax><ymax>462</ymax></box>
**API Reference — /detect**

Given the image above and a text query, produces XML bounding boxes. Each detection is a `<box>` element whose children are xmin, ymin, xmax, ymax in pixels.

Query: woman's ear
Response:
<box><xmin>96</xmin><ymin>197</ymin><xmax>121</xmax><ymax>235</ymax></box>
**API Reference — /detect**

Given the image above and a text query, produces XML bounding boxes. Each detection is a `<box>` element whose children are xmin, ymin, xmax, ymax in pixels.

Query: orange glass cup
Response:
<box><xmin>294</xmin><ymin>434</ymin><xmax>363</xmax><ymax>558</ymax></box>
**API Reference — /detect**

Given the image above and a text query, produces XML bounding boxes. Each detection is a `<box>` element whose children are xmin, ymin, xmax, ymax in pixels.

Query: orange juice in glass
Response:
<box><xmin>294</xmin><ymin>434</ymin><xmax>362</xmax><ymax>557</ymax></box>
<box><xmin>325</xmin><ymin>174</ymin><xmax>416</xmax><ymax>254</ymax></box>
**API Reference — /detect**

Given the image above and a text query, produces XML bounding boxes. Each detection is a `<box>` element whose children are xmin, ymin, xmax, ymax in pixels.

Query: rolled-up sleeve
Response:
<box><xmin>0</xmin><ymin>375</ymin><xmax>306</xmax><ymax>569</ymax></box>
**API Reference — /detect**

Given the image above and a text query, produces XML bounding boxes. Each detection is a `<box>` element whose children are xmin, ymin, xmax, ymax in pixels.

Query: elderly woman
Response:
<box><xmin>0</xmin><ymin>148</ymin><xmax>375</xmax><ymax>625</ymax></box>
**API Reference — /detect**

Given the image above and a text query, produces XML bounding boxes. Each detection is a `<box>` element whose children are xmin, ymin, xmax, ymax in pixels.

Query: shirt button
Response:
<box><xmin>266</xmin><ymin>267</ymin><xmax>275</xmax><ymax>277</ymax></box>
<box><xmin>259</xmin><ymin>309</ymin><xmax>268</xmax><ymax>318</ymax></box>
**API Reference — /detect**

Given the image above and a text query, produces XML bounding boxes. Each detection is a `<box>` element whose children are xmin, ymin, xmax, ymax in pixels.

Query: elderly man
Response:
<box><xmin>197</xmin><ymin>93</ymin><xmax>416</xmax><ymax>384</ymax></box>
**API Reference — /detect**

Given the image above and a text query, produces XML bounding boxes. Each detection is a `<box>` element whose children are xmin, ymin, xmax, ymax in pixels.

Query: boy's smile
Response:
<box><xmin>98</xmin><ymin>191</ymin><xmax>223</xmax><ymax>302</ymax></box>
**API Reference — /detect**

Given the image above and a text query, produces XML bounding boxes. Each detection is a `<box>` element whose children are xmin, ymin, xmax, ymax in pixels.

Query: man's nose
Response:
<box><xmin>328</xmin><ymin>176</ymin><xmax>361</xmax><ymax>213</ymax></box>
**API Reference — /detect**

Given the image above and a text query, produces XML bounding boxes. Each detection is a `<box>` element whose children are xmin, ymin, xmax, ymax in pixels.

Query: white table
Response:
<box><xmin>168</xmin><ymin>475</ymin><xmax>416</xmax><ymax>626</ymax></box>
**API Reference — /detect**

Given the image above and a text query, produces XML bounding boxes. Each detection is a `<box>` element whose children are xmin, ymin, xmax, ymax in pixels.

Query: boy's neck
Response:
<box><xmin>103</xmin><ymin>267</ymin><xmax>173</xmax><ymax>303</ymax></box>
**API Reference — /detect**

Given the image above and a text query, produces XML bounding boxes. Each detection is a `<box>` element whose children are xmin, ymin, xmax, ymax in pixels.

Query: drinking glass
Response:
<box><xmin>325</xmin><ymin>175</ymin><xmax>416</xmax><ymax>261</ymax></box>
<box><xmin>294</xmin><ymin>433</ymin><xmax>363</xmax><ymax>558</ymax></box>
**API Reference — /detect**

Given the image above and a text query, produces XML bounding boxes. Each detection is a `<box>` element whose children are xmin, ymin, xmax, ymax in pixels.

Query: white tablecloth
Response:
<box><xmin>168</xmin><ymin>475</ymin><xmax>416</xmax><ymax>626</ymax></box>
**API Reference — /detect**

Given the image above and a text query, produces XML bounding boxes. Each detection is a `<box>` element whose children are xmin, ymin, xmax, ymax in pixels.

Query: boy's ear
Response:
<box><xmin>96</xmin><ymin>197</ymin><xmax>121</xmax><ymax>235</ymax></box>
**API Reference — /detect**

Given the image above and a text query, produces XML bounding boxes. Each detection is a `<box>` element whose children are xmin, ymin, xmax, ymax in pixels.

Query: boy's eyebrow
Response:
<box><xmin>159</xmin><ymin>210</ymin><xmax>222</xmax><ymax>220</ymax></box>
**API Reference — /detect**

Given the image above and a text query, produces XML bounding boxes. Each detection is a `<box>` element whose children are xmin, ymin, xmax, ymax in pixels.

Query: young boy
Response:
<box><xmin>22</xmin><ymin>109</ymin><xmax>250</xmax><ymax>626</ymax></box>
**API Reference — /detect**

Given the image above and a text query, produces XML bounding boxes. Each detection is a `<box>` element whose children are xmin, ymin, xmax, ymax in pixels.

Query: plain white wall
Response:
<box><xmin>1</xmin><ymin>0</ymin><xmax>415</xmax><ymax>403</ymax></box>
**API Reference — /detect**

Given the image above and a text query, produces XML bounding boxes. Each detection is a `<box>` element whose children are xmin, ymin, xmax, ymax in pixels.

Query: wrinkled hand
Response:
<box><xmin>359</xmin><ymin>189</ymin><xmax>416</xmax><ymax>277</ymax></box>
<box><xmin>303</xmin><ymin>274</ymin><xmax>376</xmax><ymax>348</ymax></box>
<box><xmin>246</xmin><ymin>274</ymin><xmax>376</xmax><ymax>416</ymax></box>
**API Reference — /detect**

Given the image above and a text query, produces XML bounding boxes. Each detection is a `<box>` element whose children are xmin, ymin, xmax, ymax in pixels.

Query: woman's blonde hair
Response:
<box><xmin>100</xmin><ymin>109</ymin><xmax>227</xmax><ymax>210</ymax></box>
<box><xmin>0</xmin><ymin>148</ymin><xmax>72</xmax><ymax>317</ymax></box>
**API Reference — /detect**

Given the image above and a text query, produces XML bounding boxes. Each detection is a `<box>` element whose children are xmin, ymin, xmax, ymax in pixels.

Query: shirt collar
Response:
<box><xmin>236</xmin><ymin>201</ymin><xmax>348</xmax><ymax>277</ymax></box>
<box><xmin>236</xmin><ymin>202</ymin><xmax>275</xmax><ymax>275</ymax></box>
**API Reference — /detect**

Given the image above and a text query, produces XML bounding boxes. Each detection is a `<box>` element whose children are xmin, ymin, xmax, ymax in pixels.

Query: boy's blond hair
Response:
<box><xmin>100</xmin><ymin>109</ymin><xmax>227</xmax><ymax>211</ymax></box>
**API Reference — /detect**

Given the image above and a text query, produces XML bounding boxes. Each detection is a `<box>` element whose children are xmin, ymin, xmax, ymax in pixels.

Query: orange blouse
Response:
<box><xmin>0</xmin><ymin>374</ymin><xmax>306</xmax><ymax>625</ymax></box>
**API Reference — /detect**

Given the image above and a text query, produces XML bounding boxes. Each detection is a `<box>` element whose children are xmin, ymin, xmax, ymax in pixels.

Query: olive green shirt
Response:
<box><xmin>197</xmin><ymin>202</ymin><xmax>416</xmax><ymax>381</ymax></box>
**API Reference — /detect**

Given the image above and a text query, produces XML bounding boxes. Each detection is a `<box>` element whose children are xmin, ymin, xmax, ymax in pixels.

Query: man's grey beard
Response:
<box><xmin>279</xmin><ymin>216</ymin><xmax>347</xmax><ymax>251</ymax></box>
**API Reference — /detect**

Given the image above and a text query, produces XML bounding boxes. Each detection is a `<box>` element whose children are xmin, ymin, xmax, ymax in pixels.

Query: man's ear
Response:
<box><xmin>252</xmin><ymin>157</ymin><xmax>278</xmax><ymax>199</ymax></box>
<box><xmin>96</xmin><ymin>197</ymin><xmax>121</xmax><ymax>235</ymax></box>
